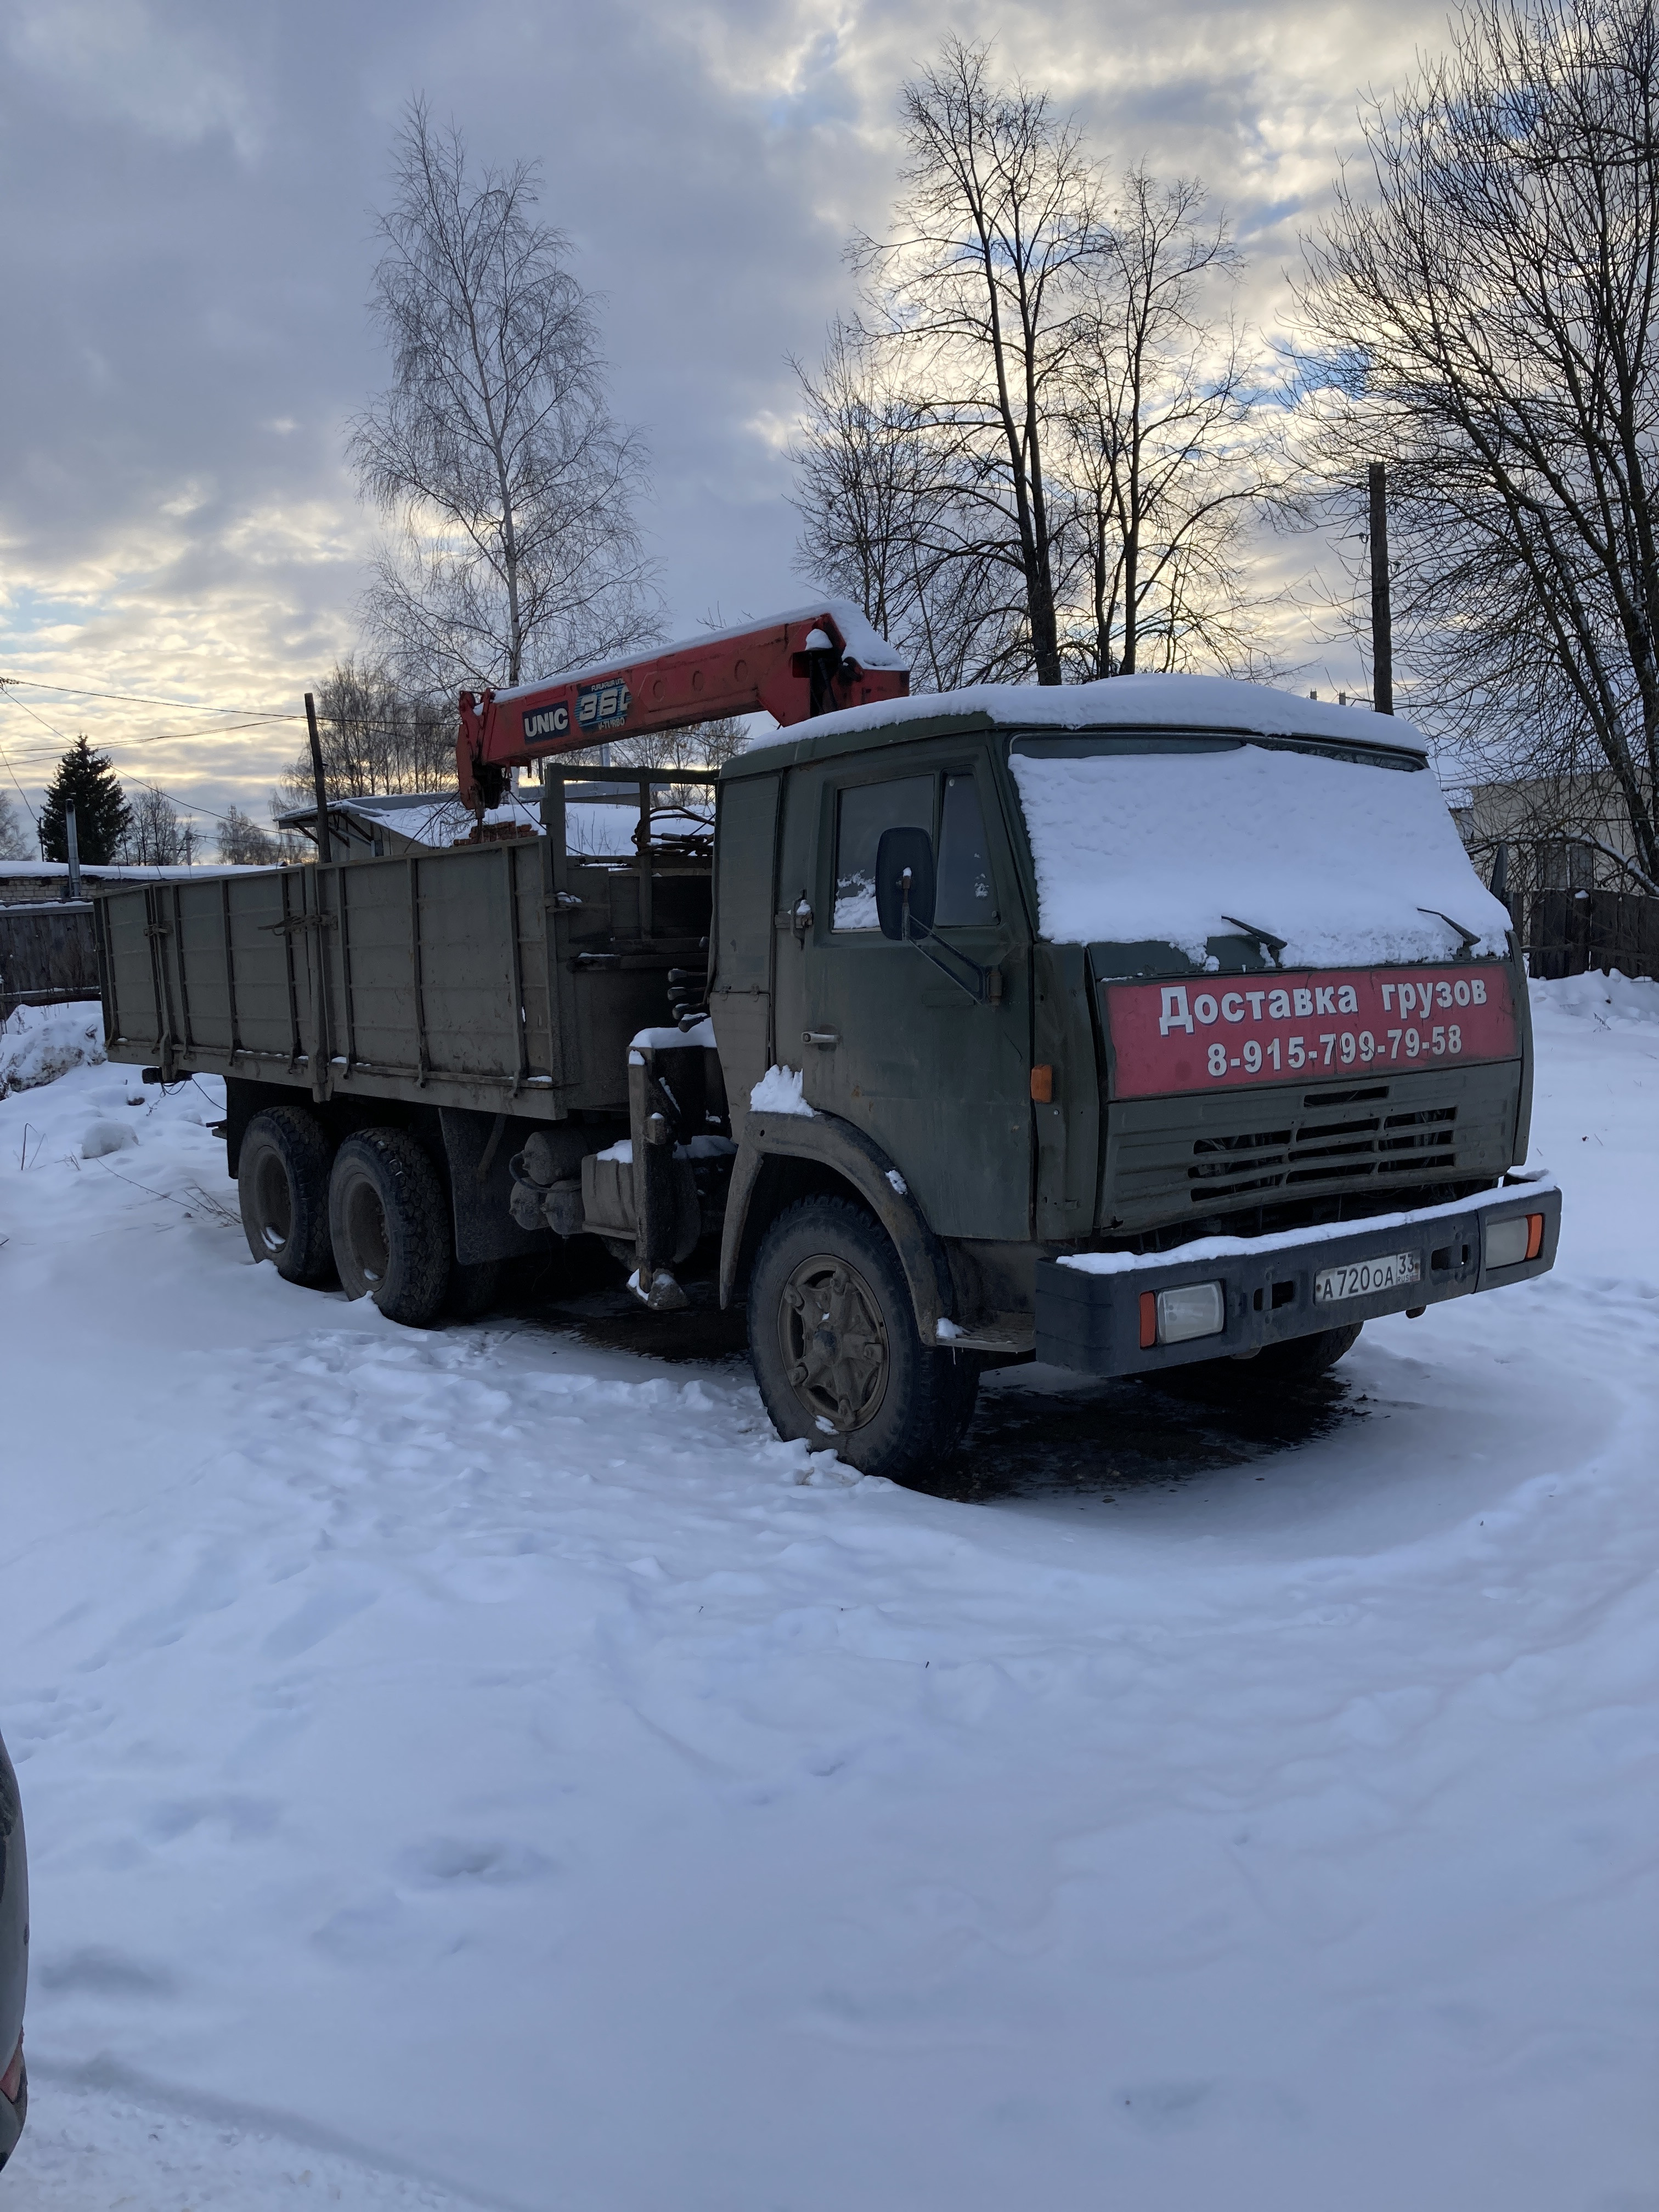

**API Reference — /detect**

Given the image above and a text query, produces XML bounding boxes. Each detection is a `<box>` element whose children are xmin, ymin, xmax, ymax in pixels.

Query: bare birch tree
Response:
<box><xmin>1062</xmin><ymin>171</ymin><xmax>1281</xmax><ymax>678</ymax></box>
<box><xmin>0</xmin><ymin>791</ymin><xmax>30</xmax><ymax>861</ymax></box>
<box><xmin>788</xmin><ymin>319</ymin><xmax>1024</xmax><ymax>688</ymax></box>
<box><xmin>276</xmin><ymin>658</ymin><xmax>454</xmax><ymax>813</ymax></box>
<box><xmin>1300</xmin><ymin>0</ymin><xmax>1659</xmax><ymax>881</ymax></box>
<box><xmin>850</xmin><ymin>40</ymin><xmax>1106</xmax><ymax>684</ymax></box>
<box><xmin>217</xmin><ymin>806</ymin><xmax>283</xmax><ymax>866</ymax></box>
<box><xmin>795</xmin><ymin>49</ymin><xmax>1280</xmax><ymax>689</ymax></box>
<box><xmin>118</xmin><ymin>787</ymin><xmax>185</xmax><ymax>866</ymax></box>
<box><xmin>351</xmin><ymin>101</ymin><xmax>660</xmax><ymax>699</ymax></box>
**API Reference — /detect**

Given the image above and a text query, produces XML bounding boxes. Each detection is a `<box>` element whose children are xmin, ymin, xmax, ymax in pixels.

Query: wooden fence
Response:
<box><xmin>1525</xmin><ymin>887</ymin><xmax>1659</xmax><ymax>982</ymax></box>
<box><xmin>0</xmin><ymin>900</ymin><xmax>101</xmax><ymax>1020</ymax></box>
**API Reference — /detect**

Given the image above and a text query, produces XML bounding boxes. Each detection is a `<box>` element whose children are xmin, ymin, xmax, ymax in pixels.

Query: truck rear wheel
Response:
<box><xmin>238</xmin><ymin>1108</ymin><xmax>334</xmax><ymax>1285</ymax></box>
<box><xmin>328</xmin><ymin>1129</ymin><xmax>452</xmax><ymax>1327</ymax></box>
<box><xmin>748</xmin><ymin>1197</ymin><xmax>980</xmax><ymax>1484</ymax></box>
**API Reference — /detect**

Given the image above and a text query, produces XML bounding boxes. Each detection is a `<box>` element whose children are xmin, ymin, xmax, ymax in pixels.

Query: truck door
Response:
<box><xmin>774</xmin><ymin>752</ymin><xmax>1032</xmax><ymax>1243</ymax></box>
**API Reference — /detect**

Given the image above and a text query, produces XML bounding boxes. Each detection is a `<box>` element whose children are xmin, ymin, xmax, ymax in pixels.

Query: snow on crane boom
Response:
<box><xmin>456</xmin><ymin>600</ymin><xmax>910</xmax><ymax>813</ymax></box>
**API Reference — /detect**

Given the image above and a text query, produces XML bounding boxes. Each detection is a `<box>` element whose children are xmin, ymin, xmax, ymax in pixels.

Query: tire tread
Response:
<box><xmin>329</xmin><ymin>1127</ymin><xmax>453</xmax><ymax>1327</ymax></box>
<box><xmin>748</xmin><ymin>1195</ymin><xmax>979</xmax><ymax>1485</ymax></box>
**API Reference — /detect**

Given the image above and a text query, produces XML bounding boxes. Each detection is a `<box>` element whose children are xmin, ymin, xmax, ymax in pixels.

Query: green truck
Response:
<box><xmin>94</xmin><ymin>605</ymin><xmax>1560</xmax><ymax>1482</ymax></box>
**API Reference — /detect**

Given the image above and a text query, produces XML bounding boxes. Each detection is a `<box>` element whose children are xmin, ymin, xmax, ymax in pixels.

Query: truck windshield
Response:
<box><xmin>1005</xmin><ymin>730</ymin><xmax>1511</xmax><ymax>974</ymax></box>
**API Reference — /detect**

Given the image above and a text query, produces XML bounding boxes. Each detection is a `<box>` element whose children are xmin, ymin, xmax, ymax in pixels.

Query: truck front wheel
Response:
<box><xmin>328</xmin><ymin>1129</ymin><xmax>453</xmax><ymax>1327</ymax></box>
<box><xmin>748</xmin><ymin>1197</ymin><xmax>979</xmax><ymax>1484</ymax></box>
<box><xmin>238</xmin><ymin>1108</ymin><xmax>334</xmax><ymax>1285</ymax></box>
<box><xmin>1163</xmin><ymin>1321</ymin><xmax>1364</xmax><ymax>1397</ymax></box>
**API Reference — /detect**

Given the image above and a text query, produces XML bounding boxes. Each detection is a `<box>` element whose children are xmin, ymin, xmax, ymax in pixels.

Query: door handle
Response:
<box><xmin>803</xmin><ymin>1029</ymin><xmax>839</xmax><ymax>1047</ymax></box>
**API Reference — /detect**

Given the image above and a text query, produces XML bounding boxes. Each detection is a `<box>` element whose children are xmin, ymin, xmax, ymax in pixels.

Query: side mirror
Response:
<box><xmin>875</xmin><ymin>826</ymin><xmax>936</xmax><ymax>940</ymax></box>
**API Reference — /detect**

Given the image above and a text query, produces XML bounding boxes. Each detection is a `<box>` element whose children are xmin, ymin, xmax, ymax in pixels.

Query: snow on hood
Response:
<box><xmin>737</xmin><ymin>672</ymin><xmax>1431</xmax><ymax>759</ymax></box>
<box><xmin>1008</xmin><ymin>741</ymin><xmax>1513</xmax><ymax>967</ymax></box>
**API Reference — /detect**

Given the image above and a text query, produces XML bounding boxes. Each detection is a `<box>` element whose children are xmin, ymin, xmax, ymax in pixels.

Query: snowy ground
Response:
<box><xmin>0</xmin><ymin>978</ymin><xmax>1655</xmax><ymax>2212</ymax></box>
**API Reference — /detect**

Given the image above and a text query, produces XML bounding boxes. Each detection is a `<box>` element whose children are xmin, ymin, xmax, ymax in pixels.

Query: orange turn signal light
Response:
<box><xmin>1526</xmin><ymin>1212</ymin><xmax>1544</xmax><ymax>1261</ymax></box>
<box><xmin>1030</xmin><ymin>1064</ymin><xmax>1054</xmax><ymax>1103</ymax></box>
<box><xmin>1139</xmin><ymin>1291</ymin><xmax>1158</xmax><ymax>1350</ymax></box>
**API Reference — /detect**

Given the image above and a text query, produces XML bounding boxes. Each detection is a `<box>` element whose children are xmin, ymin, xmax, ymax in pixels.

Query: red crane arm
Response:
<box><xmin>456</xmin><ymin>602</ymin><xmax>909</xmax><ymax>811</ymax></box>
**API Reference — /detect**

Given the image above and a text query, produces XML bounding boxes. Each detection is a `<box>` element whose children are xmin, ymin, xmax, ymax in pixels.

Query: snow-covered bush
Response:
<box><xmin>1532</xmin><ymin>968</ymin><xmax>1659</xmax><ymax>1025</ymax></box>
<box><xmin>0</xmin><ymin>1000</ymin><xmax>106</xmax><ymax>1095</ymax></box>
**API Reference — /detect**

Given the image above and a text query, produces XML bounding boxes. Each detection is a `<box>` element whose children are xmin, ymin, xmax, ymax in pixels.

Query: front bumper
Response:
<box><xmin>1034</xmin><ymin>1182</ymin><xmax>1561</xmax><ymax>1378</ymax></box>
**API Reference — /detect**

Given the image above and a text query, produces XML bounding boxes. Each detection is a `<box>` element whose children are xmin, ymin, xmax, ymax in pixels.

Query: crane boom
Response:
<box><xmin>456</xmin><ymin>600</ymin><xmax>910</xmax><ymax>812</ymax></box>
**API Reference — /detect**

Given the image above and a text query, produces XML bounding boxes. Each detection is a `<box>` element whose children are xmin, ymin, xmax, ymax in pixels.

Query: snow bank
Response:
<box><xmin>1531</xmin><ymin>966</ymin><xmax>1659</xmax><ymax>1024</ymax></box>
<box><xmin>0</xmin><ymin>1001</ymin><xmax>105</xmax><ymax>1096</ymax></box>
<box><xmin>1009</xmin><ymin>743</ymin><xmax>1511</xmax><ymax>967</ymax></box>
<box><xmin>80</xmin><ymin>1118</ymin><xmax>139</xmax><ymax>1159</ymax></box>
<box><xmin>3</xmin><ymin>952</ymin><xmax>1657</xmax><ymax>2212</ymax></box>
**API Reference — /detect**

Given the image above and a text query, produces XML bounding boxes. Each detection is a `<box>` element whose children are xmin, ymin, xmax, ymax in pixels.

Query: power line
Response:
<box><xmin>0</xmin><ymin>715</ymin><xmax>296</xmax><ymax>762</ymax></box>
<box><xmin>1</xmin><ymin>748</ymin><xmax>38</xmax><ymax>826</ymax></box>
<box><xmin>0</xmin><ymin>738</ymin><xmax>270</xmax><ymax>835</ymax></box>
<box><xmin>0</xmin><ymin>674</ymin><xmax>303</xmax><ymax>720</ymax></box>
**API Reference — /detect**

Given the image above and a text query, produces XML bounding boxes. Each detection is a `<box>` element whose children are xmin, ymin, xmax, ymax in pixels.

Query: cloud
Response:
<box><xmin>6</xmin><ymin>0</ymin><xmax>264</xmax><ymax>157</ymax></box>
<box><xmin>0</xmin><ymin>0</ymin><xmax>1454</xmax><ymax>826</ymax></box>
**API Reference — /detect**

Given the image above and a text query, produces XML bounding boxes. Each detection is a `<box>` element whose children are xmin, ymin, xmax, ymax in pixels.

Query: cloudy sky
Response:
<box><xmin>0</xmin><ymin>0</ymin><xmax>1456</xmax><ymax>842</ymax></box>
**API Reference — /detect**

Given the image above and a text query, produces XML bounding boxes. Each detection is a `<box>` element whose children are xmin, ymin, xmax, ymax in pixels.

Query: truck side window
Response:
<box><xmin>833</xmin><ymin>776</ymin><xmax>933</xmax><ymax>929</ymax></box>
<box><xmin>934</xmin><ymin>772</ymin><xmax>998</xmax><ymax>927</ymax></box>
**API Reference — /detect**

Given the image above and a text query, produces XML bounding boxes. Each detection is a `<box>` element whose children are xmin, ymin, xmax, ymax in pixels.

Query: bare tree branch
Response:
<box><xmin>349</xmin><ymin>99</ymin><xmax>662</xmax><ymax>699</ymax></box>
<box><xmin>1299</xmin><ymin>0</ymin><xmax>1659</xmax><ymax>879</ymax></box>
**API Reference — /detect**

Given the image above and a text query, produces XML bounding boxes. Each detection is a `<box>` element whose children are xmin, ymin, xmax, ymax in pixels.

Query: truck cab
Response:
<box><xmin>707</xmin><ymin>677</ymin><xmax>1558</xmax><ymax>1475</ymax></box>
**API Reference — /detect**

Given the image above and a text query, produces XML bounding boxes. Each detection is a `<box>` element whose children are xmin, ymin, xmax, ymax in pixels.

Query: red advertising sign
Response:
<box><xmin>1103</xmin><ymin>965</ymin><xmax>1518</xmax><ymax>1100</ymax></box>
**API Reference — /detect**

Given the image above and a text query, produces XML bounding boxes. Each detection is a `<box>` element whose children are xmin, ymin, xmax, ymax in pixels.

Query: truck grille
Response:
<box><xmin>1101</xmin><ymin>1063</ymin><xmax>1517</xmax><ymax>1235</ymax></box>
<box><xmin>1188</xmin><ymin>1097</ymin><xmax>1458</xmax><ymax>1201</ymax></box>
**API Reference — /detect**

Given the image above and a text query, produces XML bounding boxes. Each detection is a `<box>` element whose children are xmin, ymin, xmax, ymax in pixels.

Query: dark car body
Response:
<box><xmin>0</xmin><ymin>1728</ymin><xmax>26</xmax><ymax>2168</ymax></box>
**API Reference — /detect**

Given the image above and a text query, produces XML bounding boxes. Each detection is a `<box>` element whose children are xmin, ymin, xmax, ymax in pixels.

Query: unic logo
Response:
<box><xmin>522</xmin><ymin>703</ymin><xmax>569</xmax><ymax>743</ymax></box>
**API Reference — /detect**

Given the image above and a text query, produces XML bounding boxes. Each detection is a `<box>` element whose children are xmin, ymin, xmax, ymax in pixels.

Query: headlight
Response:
<box><xmin>1147</xmin><ymin>1280</ymin><xmax>1226</xmax><ymax>1345</ymax></box>
<box><xmin>1486</xmin><ymin>1214</ymin><xmax>1543</xmax><ymax>1268</ymax></box>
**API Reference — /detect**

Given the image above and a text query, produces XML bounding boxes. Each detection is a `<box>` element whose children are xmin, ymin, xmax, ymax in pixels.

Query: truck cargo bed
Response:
<box><xmin>96</xmin><ymin>803</ymin><xmax>712</xmax><ymax>1122</ymax></box>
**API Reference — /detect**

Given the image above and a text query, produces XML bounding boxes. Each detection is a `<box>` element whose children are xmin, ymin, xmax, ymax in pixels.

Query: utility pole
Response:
<box><xmin>65</xmin><ymin>797</ymin><xmax>83</xmax><ymax>900</ymax></box>
<box><xmin>1369</xmin><ymin>462</ymin><xmax>1394</xmax><ymax>715</ymax></box>
<box><xmin>304</xmin><ymin>692</ymin><xmax>332</xmax><ymax>863</ymax></box>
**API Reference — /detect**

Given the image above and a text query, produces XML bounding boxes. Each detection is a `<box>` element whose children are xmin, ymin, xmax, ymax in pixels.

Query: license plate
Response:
<box><xmin>1313</xmin><ymin>1250</ymin><xmax>1423</xmax><ymax>1304</ymax></box>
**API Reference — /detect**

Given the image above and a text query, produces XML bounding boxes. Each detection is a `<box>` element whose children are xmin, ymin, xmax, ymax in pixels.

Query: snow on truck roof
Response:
<box><xmin>729</xmin><ymin>672</ymin><xmax>1511</xmax><ymax>968</ymax></box>
<box><xmin>732</xmin><ymin>672</ymin><xmax>1431</xmax><ymax>764</ymax></box>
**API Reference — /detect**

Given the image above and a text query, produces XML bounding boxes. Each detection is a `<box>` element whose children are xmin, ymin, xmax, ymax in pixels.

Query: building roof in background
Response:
<box><xmin>276</xmin><ymin>789</ymin><xmax>544</xmax><ymax>849</ymax></box>
<box><xmin>276</xmin><ymin>785</ymin><xmax>703</xmax><ymax>861</ymax></box>
<box><xmin>0</xmin><ymin>859</ymin><xmax>259</xmax><ymax>884</ymax></box>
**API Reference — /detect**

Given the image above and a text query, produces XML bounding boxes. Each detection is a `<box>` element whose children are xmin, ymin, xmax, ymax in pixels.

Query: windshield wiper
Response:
<box><xmin>1220</xmin><ymin>915</ymin><xmax>1286</xmax><ymax>966</ymax></box>
<box><xmin>1417</xmin><ymin>906</ymin><xmax>1483</xmax><ymax>953</ymax></box>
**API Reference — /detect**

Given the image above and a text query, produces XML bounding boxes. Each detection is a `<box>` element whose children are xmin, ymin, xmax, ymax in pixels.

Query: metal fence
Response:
<box><xmin>1464</xmin><ymin>837</ymin><xmax>1659</xmax><ymax>983</ymax></box>
<box><xmin>0</xmin><ymin>900</ymin><xmax>101</xmax><ymax>1021</ymax></box>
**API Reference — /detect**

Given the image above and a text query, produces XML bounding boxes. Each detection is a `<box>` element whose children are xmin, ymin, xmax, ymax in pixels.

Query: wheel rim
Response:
<box><xmin>777</xmin><ymin>1251</ymin><xmax>890</xmax><ymax>1434</ymax></box>
<box><xmin>343</xmin><ymin>1175</ymin><xmax>391</xmax><ymax>1288</ymax></box>
<box><xmin>252</xmin><ymin>1149</ymin><xmax>291</xmax><ymax>1255</ymax></box>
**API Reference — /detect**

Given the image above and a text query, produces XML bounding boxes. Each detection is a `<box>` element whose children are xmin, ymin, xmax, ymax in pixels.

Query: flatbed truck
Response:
<box><xmin>94</xmin><ymin>602</ymin><xmax>1559</xmax><ymax>1482</ymax></box>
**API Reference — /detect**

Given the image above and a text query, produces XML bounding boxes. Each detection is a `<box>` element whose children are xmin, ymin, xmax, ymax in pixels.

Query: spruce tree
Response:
<box><xmin>38</xmin><ymin>737</ymin><xmax>131</xmax><ymax>865</ymax></box>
